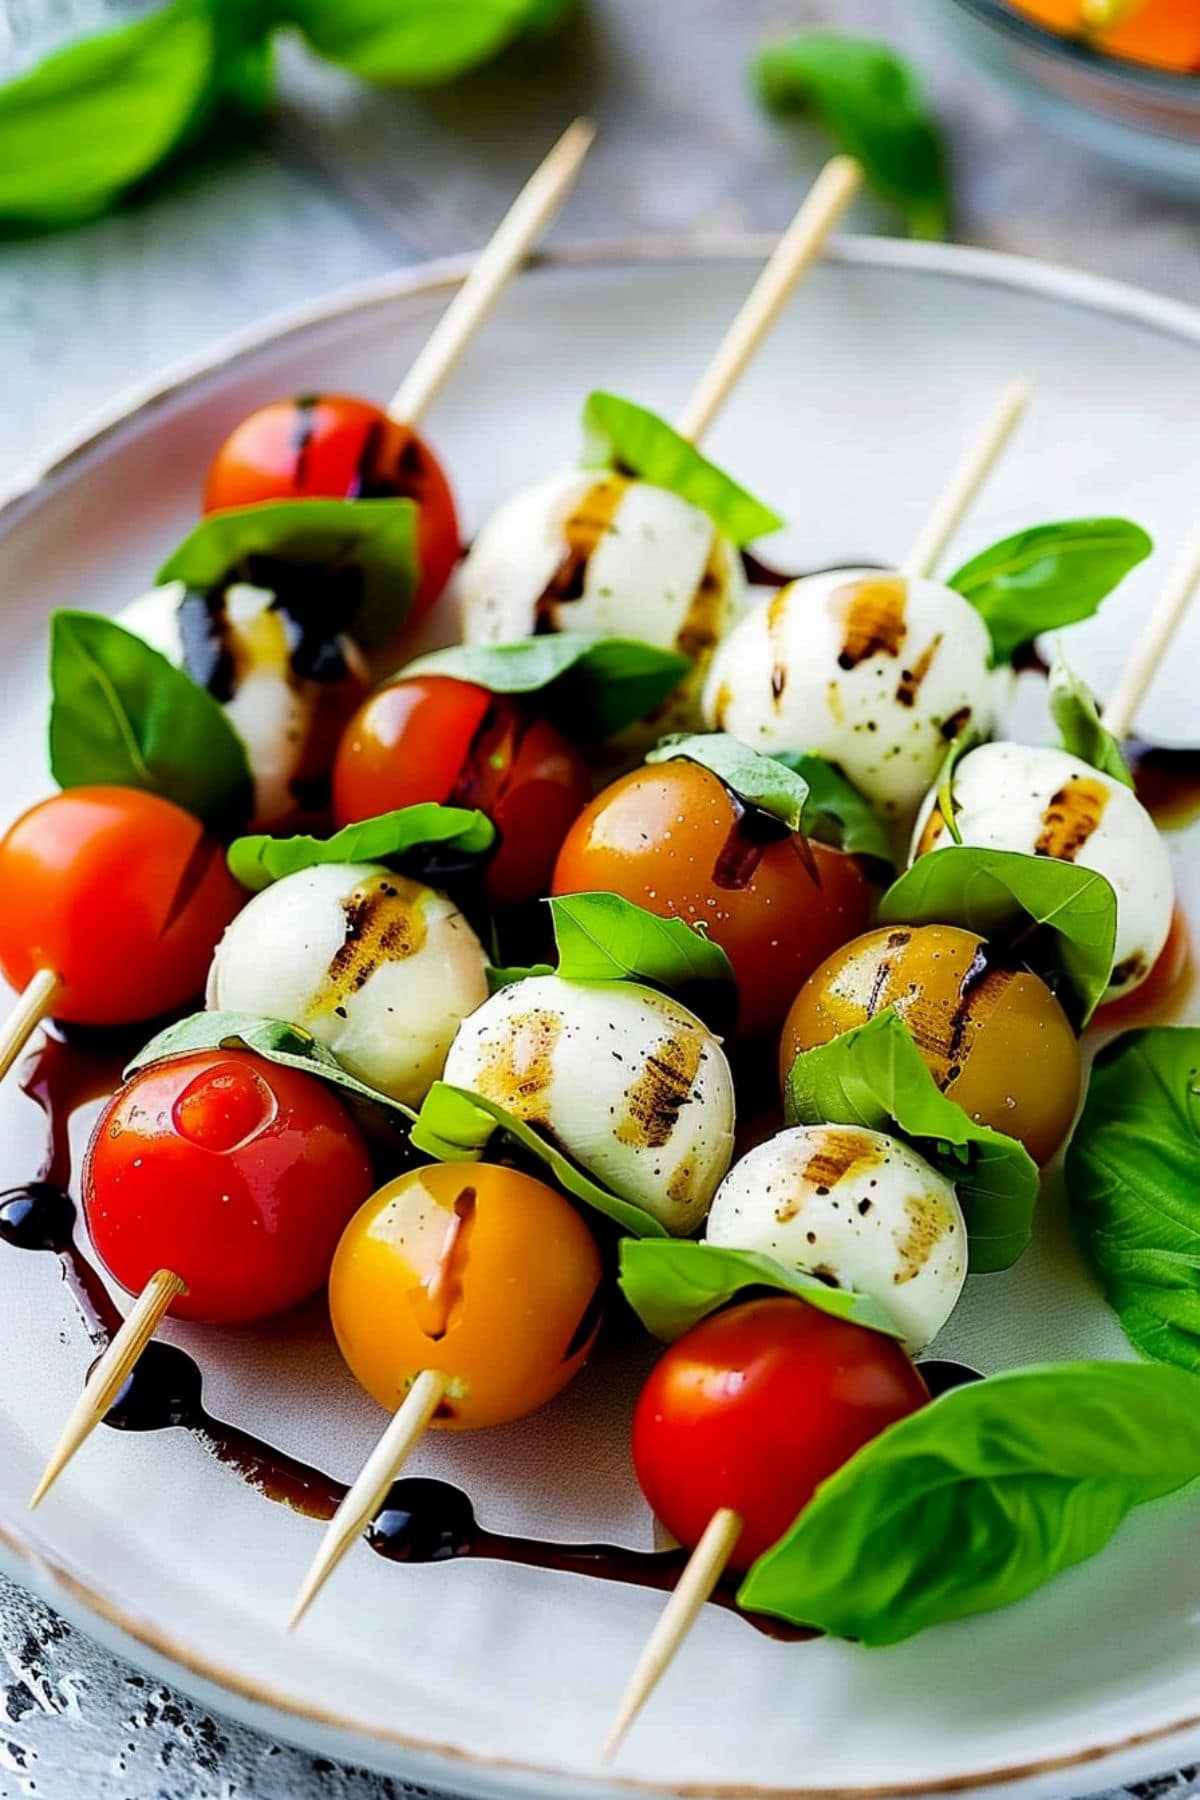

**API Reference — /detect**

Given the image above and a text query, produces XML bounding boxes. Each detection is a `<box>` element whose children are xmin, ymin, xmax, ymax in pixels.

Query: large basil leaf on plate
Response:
<box><xmin>880</xmin><ymin>845</ymin><xmax>1117</xmax><ymax>1025</ymax></box>
<box><xmin>403</xmin><ymin>634</ymin><xmax>690</xmax><ymax>740</ymax></box>
<box><xmin>227</xmin><ymin>803</ymin><xmax>495</xmax><ymax>892</ymax></box>
<box><xmin>581</xmin><ymin>392</ymin><xmax>782</xmax><ymax>545</ymax></box>
<box><xmin>157</xmin><ymin>497</ymin><xmax>418</xmax><ymax>648</ymax></box>
<box><xmin>783</xmin><ymin>1011</ymin><xmax>1039</xmax><ymax>1273</ymax></box>
<box><xmin>49</xmin><ymin>610</ymin><xmax>252</xmax><ymax>832</ymax></box>
<box><xmin>1048</xmin><ymin>647</ymin><xmax>1134</xmax><ymax>789</ymax></box>
<box><xmin>618</xmin><ymin>1239</ymin><xmax>903</xmax><ymax>1342</ymax></box>
<box><xmin>738</xmin><ymin>1360</ymin><xmax>1200</xmax><ymax>1643</ymax></box>
<box><xmin>947</xmin><ymin>519</ymin><xmax>1152</xmax><ymax>665</ymax></box>
<box><xmin>410</xmin><ymin>1080</ymin><xmax>667</xmax><ymax>1238</ymax></box>
<box><xmin>1066</xmin><ymin>1027</ymin><xmax>1200</xmax><ymax>1372</ymax></box>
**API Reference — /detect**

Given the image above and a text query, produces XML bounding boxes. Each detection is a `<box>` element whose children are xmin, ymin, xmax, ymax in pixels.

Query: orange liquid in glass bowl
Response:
<box><xmin>1007</xmin><ymin>0</ymin><xmax>1200</xmax><ymax>71</ymax></box>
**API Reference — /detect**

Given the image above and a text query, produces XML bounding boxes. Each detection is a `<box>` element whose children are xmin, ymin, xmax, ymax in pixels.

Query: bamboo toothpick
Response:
<box><xmin>31</xmin><ymin>1268</ymin><xmax>186</xmax><ymax>1509</ymax></box>
<box><xmin>673</xmin><ymin>156</ymin><xmax>863</xmax><ymax>446</ymax></box>
<box><xmin>387</xmin><ymin>119</ymin><xmax>596</xmax><ymax>426</ymax></box>
<box><xmin>902</xmin><ymin>379</ymin><xmax>1032</xmax><ymax>581</ymax></box>
<box><xmin>602</xmin><ymin>1507</ymin><xmax>743</xmax><ymax>1764</ymax></box>
<box><xmin>0</xmin><ymin>968</ymin><xmax>60</xmax><ymax>1085</ymax></box>
<box><xmin>1103</xmin><ymin>523</ymin><xmax>1200</xmax><ymax>742</ymax></box>
<box><xmin>287</xmin><ymin>1368</ymin><xmax>448</xmax><ymax>1630</ymax></box>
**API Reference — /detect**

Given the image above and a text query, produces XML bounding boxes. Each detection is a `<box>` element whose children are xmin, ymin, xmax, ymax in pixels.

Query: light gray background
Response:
<box><xmin>1</xmin><ymin>0</ymin><xmax>1199</xmax><ymax>1793</ymax></box>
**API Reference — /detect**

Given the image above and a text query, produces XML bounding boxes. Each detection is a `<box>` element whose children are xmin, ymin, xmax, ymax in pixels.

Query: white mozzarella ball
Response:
<box><xmin>206</xmin><ymin>862</ymin><xmax>489</xmax><ymax>1107</ymax></box>
<box><xmin>702</xmin><ymin>567</ymin><xmax>996</xmax><ymax>821</ymax></box>
<box><xmin>118</xmin><ymin>580</ymin><xmax>368</xmax><ymax>831</ymax></box>
<box><xmin>442</xmin><ymin>973</ymin><xmax>735</xmax><ymax>1235</ymax></box>
<box><xmin>912</xmin><ymin>740</ymin><xmax>1174</xmax><ymax>999</ymax></box>
<box><xmin>705</xmin><ymin>1124</ymin><xmax>967</xmax><ymax>1353</ymax></box>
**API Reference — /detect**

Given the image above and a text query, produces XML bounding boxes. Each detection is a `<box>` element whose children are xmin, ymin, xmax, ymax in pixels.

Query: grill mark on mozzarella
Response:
<box><xmin>767</xmin><ymin>585</ymin><xmax>792</xmax><ymax>705</ymax></box>
<box><xmin>473</xmin><ymin>1009</ymin><xmax>562</xmax><ymax>1122</ymax></box>
<box><xmin>676</xmin><ymin>537</ymin><xmax>727</xmax><ymax>661</ymax></box>
<box><xmin>316</xmin><ymin>872</ymin><xmax>427</xmax><ymax>1012</ymax></box>
<box><xmin>616</xmin><ymin>1030</ymin><xmax>703</xmax><ymax>1150</ymax></box>
<box><xmin>894</xmin><ymin>1189</ymin><xmax>957</xmax><ymax>1284</ymax></box>
<box><xmin>784</xmin><ymin>1129</ymin><xmax>882</xmax><ymax>1213</ymax></box>
<box><xmin>896</xmin><ymin>633</ymin><xmax>944</xmax><ymax>707</ymax></box>
<box><xmin>1034</xmin><ymin>775</ymin><xmax>1110</xmax><ymax>861</ymax></box>
<box><xmin>835</xmin><ymin>575</ymin><xmax>908</xmax><ymax>670</ymax></box>
<box><xmin>535</xmin><ymin>475</ymin><xmax>629</xmax><ymax>631</ymax></box>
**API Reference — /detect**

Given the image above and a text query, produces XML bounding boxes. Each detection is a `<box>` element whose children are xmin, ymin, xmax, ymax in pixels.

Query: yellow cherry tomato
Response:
<box><xmin>329</xmin><ymin>1162</ymin><xmax>604</xmax><ymax>1430</ymax></box>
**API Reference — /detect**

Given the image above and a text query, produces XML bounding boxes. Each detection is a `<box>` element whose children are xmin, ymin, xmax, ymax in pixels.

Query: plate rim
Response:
<box><xmin>5</xmin><ymin>231</ymin><xmax>1200</xmax><ymax>1799</ymax></box>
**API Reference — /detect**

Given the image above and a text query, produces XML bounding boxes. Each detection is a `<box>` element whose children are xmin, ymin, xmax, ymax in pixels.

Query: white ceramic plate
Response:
<box><xmin>3</xmin><ymin>238</ymin><xmax>1200</xmax><ymax>1800</ymax></box>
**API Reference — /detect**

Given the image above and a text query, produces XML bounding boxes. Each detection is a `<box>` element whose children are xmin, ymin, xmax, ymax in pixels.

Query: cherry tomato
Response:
<box><xmin>203</xmin><ymin>395</ymin><xmax>460</xmax><ymax>618</ymax></box>
<box><xmin>0</xmin><ymin>788</ymin><xmax>243</xmax><ymax>1026</ymax></box>
<box><xmin>633</xmin><ymin>1297</ymin><xmax>928</xmax><ymax>1571</ymax></box>
<box><xmin>1007</xmin><ymin>0</ymin><xmax>1200</xmax><ymax>72</ymax></box>
<box><xmin>780</xmin><ymin>924</ymin><xmax>1082</xmax><ymax>1166</ymax></box>
<box><xmin>84</xmin><ymin>1049</ymin><xmax>374</xmax><ymax>1325</ymax></box>
<box><xmin>329</xmin><ymin>1162</ymin><xmax>603</xmax><ymax>1430</ymax></box>
<box><xmin>333</xmin><ymin>674</ymin><xmax>594</xmax><ymax>909</ymax></box>
<box><xmin>552</xmin><ymin>760</ymin><xmax>874</xmax><ymax>1037</ymax></box>
<box><xmin>1095</xmin><ymin>902</ymin><xmax>1191</xmax><ymax>1029</ymax></box>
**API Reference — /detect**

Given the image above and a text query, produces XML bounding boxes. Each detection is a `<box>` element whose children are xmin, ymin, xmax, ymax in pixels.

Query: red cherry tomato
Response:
<box><xmin>0</xmin><ymin>788</ymin><xmax>242</xmax><ymax>1027</ymax></box>
<box><xmin>333</xmin><ymin>675</ymin><xmax>593</xmax><ymax>909</ymax></box>
<box><xmin>1094</xmin><ymin>902</ymin><xmax>1191</xmax><ymax>1029</ymax></box>
<box><xmin>553</xmin><ymin>761</ymin><xmax>875</xmax><ymax>1037</ymax></box>
<box><xmin>84</xmin><ymin>1049</ymin><xmax>374</xmax><ymax>1324</ymax></box>
<box><xmin>632</xmin><ymin>1297</ymin><xmax>929</xmax><ymax>1571</ymax></box>
<box><xmin>203</xmin><ymin>395</ymin><xmax>460</xmax><ymax>618</ymax></box>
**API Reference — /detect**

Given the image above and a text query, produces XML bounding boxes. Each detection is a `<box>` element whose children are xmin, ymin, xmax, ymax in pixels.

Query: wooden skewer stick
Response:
<box><xmin>286</xmin><ymin>1368</ymin><xmax>448</xmax><ymax>1631</ymax></box>
<box><xmin>0</xmin><ymin>968</ymin><xmax>61</xmax><ymax>1085</ymax></box>
<box><xmin>1103</xmin><ymin>522</ymin><xmax>1200</xmax><ymax>742</ymax></box>
<box><xmin>30</xmin><ymin>1268</ymin><xmax>186</xmax><ymax>1509</ymax></box>
<box><xmin>387</xmin><ymin>119</ymin><xmax>596</xmax><ymax>427</ymax></box>
<box><xmin>901</xmin><ymin>379</ymin><xmax>1032</xmax><ymax>581</ymax></box>
<box><xmin>602</xmin><ymin>1507</ymin><xmax>743</xmax><ymax>1765</ymax></box>
<box><xmin>673</xmin><ymin>156</ymin><xmax>863</xmax><ymax>446</ymax></box>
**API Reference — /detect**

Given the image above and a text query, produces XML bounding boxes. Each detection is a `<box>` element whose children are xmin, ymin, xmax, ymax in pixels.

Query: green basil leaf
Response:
<box><xmin>581</xmin><ymin>392</ymin><xmax>782</xmax><ymax>546</ymax></box>
<box><xmin>648</xmin><ymin>733</ymin><xmax>809</xmax><ymax>830</ymax></box>
<box><xmin>227</xmin><ymin>803</ymin><xmax>495</xmax><ymax>892</ymax></box>
<box><xmin>486</xmin><ymin>962</ymin><xmax>554</xmax><ymax>994</ymax></box>
<box><xmin>1049</xmin><ymin>646</ymin><xmax>1134</xmax><ymax>789</ymax></box>
<box><xmin>738</xmin><ymin>1360</ymin><xmax>1200</xmax><ymax>1643</ymax></box>
<box><xmin>402</xmin><ymin>634</ymin><xmax>691</xmax><ymax>741</ymax></box>
<box><xmin>926</xmin><ymin>728</ymin><xmax>981</xmax><ymax>849</ymax></box>
<box><xmin>880</xmin><ymin>845</ymin><xmax>1117</xmax><ymax>1024</ymax></box>
<box><xmin>769</xmin><ymin>752</ymin><xmax>893</xmax><ymax>863</ymax></box>
<box><xmin>947</xmin><ymin>519</ymin><xmax>1153</xmax><ymax>665</ymax></box>
<box><xmin>289</xmin><ymin>0</ymin><xmax>574</xmax><ymax>85</ymax></box>
<box><xmin>410</xmin><ymin>1079</ymin><xmax>667</xmax><ymax>1238</ymax></box>
<box><xmin>157</xmin><ymin>498</ymin><xmax>418</xmax><ymax>649</ymax></box>
<box><xmin>618</xmin><ymin>1239</ymin><xmax>903</xmax><ymax>1343</ymax></box>
<box><xmin>127</xmin><ymin>1009</ymin><xmax>416</xmax><ymax>1122</ymax></box>
<box><xmin>49</xmin><ymin>610</ymin><xmax>252</xmax><ymax>832</ymax></box>
<box><xmin>547</xmin><ymin>893</ymin><xmax>735</xmax><ymax>1016</ymax></box>
<box><xmin>1066</xmin><ymin>1027</ymin><xmax>1200</xmax><ymax>1371</ymax></box>
<box><xmin>755</xmin><ymin>34</ymin><xmax>949</xmax><ymax>240</ymax></box>
<box><xmin>783</xmin><ymin>1011</ymin><xmax>1038</xmax><ymax>1273</ymax></box>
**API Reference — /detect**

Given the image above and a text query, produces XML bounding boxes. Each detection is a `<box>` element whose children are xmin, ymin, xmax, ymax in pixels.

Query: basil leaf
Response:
<box><xmin>581</xmin><ymin>393</ymin><xmax>782</xmax><ymax>546</ymax></box>
<box><xmin>619</xmin><ymin>1239</ymin><xmax>903</xmax><ymax>1342</ymax></box>
<box><xmin>738</xmin><ymin>1360</ymin><xmax>1200</xmax><ymax>1643</ymax></box>
<box><xmin>755</xmin><ymin>34</ymin><xmax>949</xmax><ymax>240</ymax></box>
<box><xmin>770</xmin><ymin>752</ymin><xmax>893</xmax><ymax>864</ymax></box>
<box><xmin>49</xmin><ymin>610</ymin><xmax>252</xmax><ymax>832</ymax></box>
<box><xmin>784</xmin><ymin>1011</ymin><xmax>1038</xmax><ymax>1273</ymax></box>
<box><xmin>410</xmin><ymin>1080</ymin><xmax>667</xmax><ymax>1238</ymax></box>
<box><xmin>1049</xmin><ymin>647</ymin><xmax>1134</xmax><ymax>789</ymax></box>
<box><xmin>547</xmin><ymin>893</ymin><xmax>735</xmax><ymax>1024</ymax></box>
<box><xmin>948</xmin><ymin>519</ymin><xmax>1153</xmax><ymax>665</ymax></box>
<box><xmin>157</xmin><ymin>498</ymin><xmax>418</xmax><ymax>649</ymax></box>
<box><xmin>648</xmin><ymin>733</ymin><xmax>809</xmax><ymax>831</ymax></box>
<box><xmin>290</xmin><ymin>0</ymin><xmax>574</xmax><ymax>85</ymax></box>
<box><xmin>881</xmin><ymin>845</ymin><xmax>1117</xmax><ymax>1024</ymax></box>
<box><xmin>486</xmin><ymin>962</ymin><xmax>554</xmax><ymax>994</ymax></box>
<box><xmin>1066</xmin><ymin>1027</ymin><xmax>1200</xmax><ymax>1371</ymax></box>
<box><xmin>127</xmin><ymin>1009</ymin><xmax>416</xmax><ymax>1122</ymax></box>
<box><xmin>927</xmin><ymin>729</ymin><xmax>980</xmax><ymax>849</ymax></box>
<box><xmin>228</xmin><ymin>803</ymin><xmax>495</xmax><ymax>892</ymax></box>
<box><xmin>403</xmin><ymin>634</ymin><xmax>691</xmax><ymax>741</ymax></box>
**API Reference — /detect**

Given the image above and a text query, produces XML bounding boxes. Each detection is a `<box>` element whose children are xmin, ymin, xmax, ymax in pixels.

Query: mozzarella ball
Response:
<box><xmin>206</xmin><ymin>862</ymin><xmax>489</xmax><ymax>1107</ymax></box>
<box><xmin>118</xmin><ymin>580</ymin><xmax>369</xmax><ymax>831</ymax></box>
<box><xmin>442</xmin><ymin>973</ymin><xmax>735</xmax><ymax>1235</ymax></box>
<box><xmin>912</xmin><ymin>740</ymin><xmax>1174</xmax><ymax>999</ymax></box>
<box><xmin>703</xmin><ymin>568</ymin><xmax>996</xmax><ymax>821</ymax></box>
<box><xmin>705</xmin><ymin>1124</ymin><xmax>967</xmax><ymax>1353</ymax></box>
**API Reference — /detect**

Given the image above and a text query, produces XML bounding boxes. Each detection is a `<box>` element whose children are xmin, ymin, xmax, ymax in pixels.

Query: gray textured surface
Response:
<box><xmin>1</xmin><ymin>0</ymin><xmax>1199</xmax><ymax>1793</ymax></box>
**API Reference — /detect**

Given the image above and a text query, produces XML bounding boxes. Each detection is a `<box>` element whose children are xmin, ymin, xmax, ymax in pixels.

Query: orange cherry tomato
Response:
<box><xmin>84</xmin><ymin>1049</ymin><xmax>374</xmax><ymax>1324</ymax></box>
<box><xmin>552</xmin><ymin>760</ymin><xmax>874</xmax><ymax>1038</ymax></box>
<box><xmin>1006</xmin><ymin>0</ymin><xmax>1200</xmax><ymax>72</ymax></box>
<box><xmin>333</xmin><ymin>674</ymin><xmax>594</xmax><ymax>909</ymax></box>
<box><xmin>632</xmin><ymin>1297</ymin><xmax>929</xmax><ymax>1571</ymax></box>
<box><xmin>0</xmin><ymin>787</ymin><xmax>243</xmax><ymax>1026</ymax></box>
<box><xmin>329</xmin><ymin>1162</ymin><xmax>603</xmax><ymax>1431</ymax></box>
<box><xmin>203</xmin><ymin>395</ymin><xmax>460</xmax><ymax>618</ymax></box>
